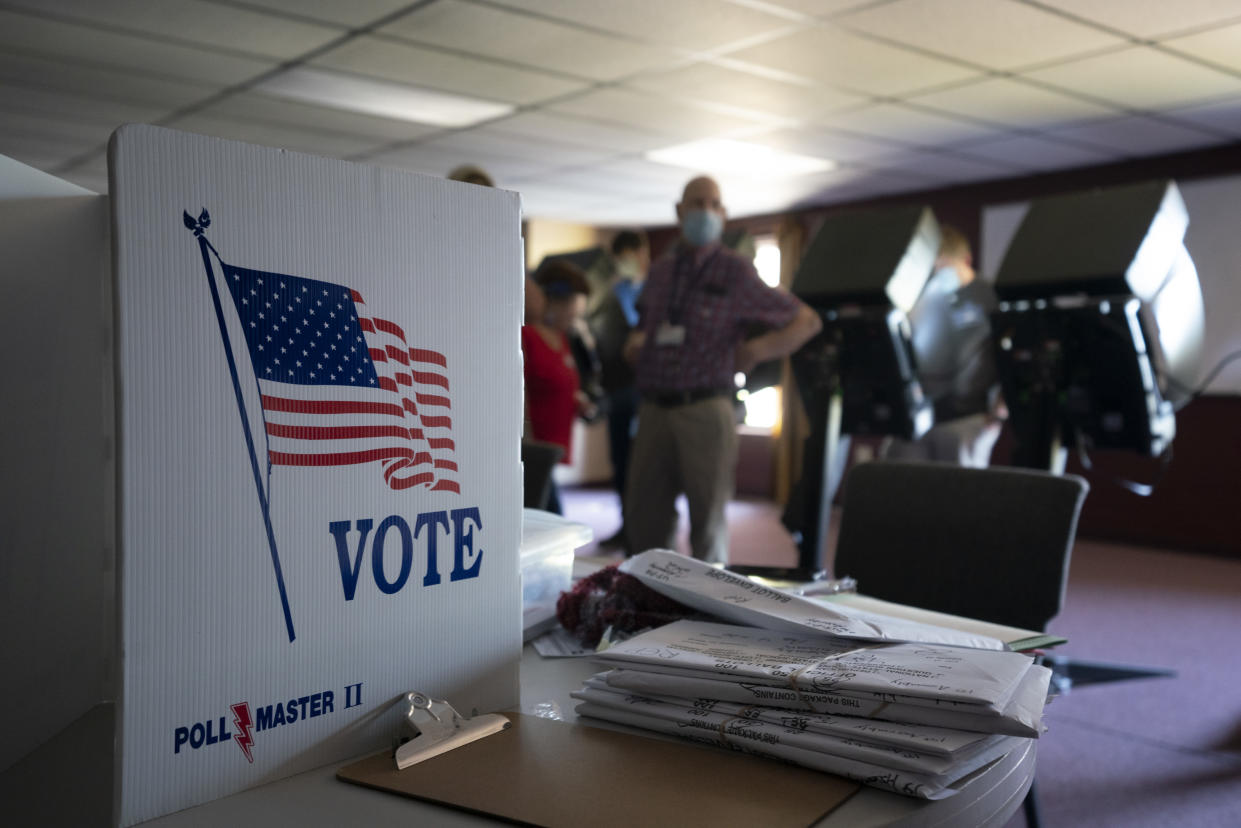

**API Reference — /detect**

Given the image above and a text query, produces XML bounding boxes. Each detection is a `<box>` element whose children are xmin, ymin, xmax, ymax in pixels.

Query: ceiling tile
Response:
<box><xmin>0</xmin><ymin>130</ymin><xmax>97</xmax><ymax>171</ymax></box>
<box><xmin>0</xmin><ymin>52</ymin><xmax>220</xmax><ymax>109</ymax></box>
<box><xmin>530</xmin><ymin>168</ymin><xmax>681</xmax><ymax>200</ymax></box>
<box><xmin>203</xmin><ymin>92</ymin><xmax>442</xmax><ymax>143</ymax></box>
<box><xmin>818</xmin><ymin>102</ymin><xmax>1005</xmax><ymax>147</ymax></box>
<box><xmin>1041</xmin><ymin>115</ymin><xmax>1226</xmax><ymax>156</ymax></box>
<box><xmin>727</xmin><ymin>24</ymin><xmax>980</xmax><ymax>96</ymax></box>
<box><xmin>1</xmin><ymin>109</ymin><xmax>120</xmax><ymax>148</ymax></box>
<box><xmin>1022</xmin><ymin>45</ymin><xmax>1241</xmax><ymax>110</ymax></box>
<box><xmin>589</xmin><ymin>158</ymin><xmax>727</xmax><ymax>192</ymax></box>
<box><xmin>1160</xmin><ymin>21</ymin><xmax>1241</xmax><ymax>74</ymax></box>
<box><xmin>163</xmin><ymin>113</ymin><xmax>389</xmax><ymax>157</ymax></box>
<box><xmin>836</xmin><ymin>0</ymin><xmax>1125</xmax><ymax>70</ymax></box>
<box><xmin>567</xmin><ymin>200</ymin><xmax>677</xmax><ymax>227</ymax></box>
<box><xmin>909</xmin><ymin>77</ymin><xmax>1120</xmax><ymax>130</ymax></box>
<box><xmin>1167</xmin><ymin>94</ymin><xmax>1241</xmax><ymax>136</ymax></box>
<box><xmin>224</xmin><ymin>0</ymin><xmax>415</xmax><ymax>28</ymax></box>
<box><xmin>756</xmin><ymin>0</ymin><xmax>881</xmax><ymax>16</ymax></box>
<box><xmin>861</xmin><ymin>148</ymin><xmax>1016</xmax><ymax>183</ymax></box>
<box><xmin>382</xmin><ymin>0</ymin><xmax>682</xmax><ymax>81</ymax></box>
<box><xmin>365</xmin><ymin>143</ymin><xmax>557</xmax><ymax>183</ymax></box>
<box><xmin>0</xmin><ymin>10</ymin><xmax>276</xmax><ymax>87</ymax></box>
<box><xmin>0</xmin><ymin>82</ymin><xmax>174</xmax><ymax>127</ymax></box>
<box><xmin>484</xmin><ymin>0</ymin><xmax>797</xmax><ymax>52</ymax></box>
<box><xmin>548</xmin><ymin>87</ymin><xmax>780</xmax><ymax>138</ymax></box>
<box><xmin>1</xmin><ymin>0</ymin><xmax>342</xmax><ymax>60</ymax></box>
<box><xmin>1034</xmin><ymin>0</ymin><xmax>1241</xmax><ymax>39</ymax></box>
<box><xmin>313</xmin><ymin>36</ymin><xmax>585</xmax><ymax>106</ymax></box>
<box><xmin>953</xmin><ymin>134</ymin><xmax>1115</xmax><ymax>172</ymax></box>
<box><xmin>416</xmin><ymin>127</ymin><xmax>619</xmax><ymax>167</ymax></box>
<box><xmin>719</xmin><ymin>166</ymin><xmax>873</xmax><ymax>210</ymax></box>
<box><xmin>745</xmin><ymin>125</ymin><xmax>907</xmax><ymax>162</ymax></box>
<box><xmin>484</xmin><ymin>111</ymin><xmax>673</xmax><ymax>153</ymax></box>
<box><xmin>794</xmin><ymin>168</ymin><xmax>936</xmax><ymax>208</ymax></box>
<box><xmin>624</xmin><ymin>61</ymin><xmax>867</xmax><ymax>120</ymax></box>
<box><xmin>514</xmin><ymin>185</ymin><xmax>618</xmax><ymax>222</ymax></box>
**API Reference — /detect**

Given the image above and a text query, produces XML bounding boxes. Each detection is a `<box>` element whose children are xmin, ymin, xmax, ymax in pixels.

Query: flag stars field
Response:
<box><xmin>213</xmin><ymin>257</ymin><xmax>460</xmax><ymax>493</ymax></box>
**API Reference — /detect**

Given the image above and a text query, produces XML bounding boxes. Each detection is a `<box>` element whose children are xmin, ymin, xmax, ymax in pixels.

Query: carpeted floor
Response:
<box><xmin>561</xmin><ymin>485</ymin><xmax>1241</xmax><ymax>828</ymax></box>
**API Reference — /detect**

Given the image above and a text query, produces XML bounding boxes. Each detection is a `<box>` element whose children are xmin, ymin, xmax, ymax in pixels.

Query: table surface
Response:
<box><xmin>145</xmin><ymin>643</ymin><xmax>1033</xmax><ymax>828</ymax></box>
<box><xmin>3</xmin><ymin>643</ymin><xmax>1035</xmax><ymax>828</ymax></box>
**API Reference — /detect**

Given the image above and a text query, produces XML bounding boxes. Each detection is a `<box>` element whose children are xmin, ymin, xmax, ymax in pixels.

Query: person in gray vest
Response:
<box><xmin>884</xmin><ymin>225</ymin><xmax>1006</xmax><ymax>467</ymax></box>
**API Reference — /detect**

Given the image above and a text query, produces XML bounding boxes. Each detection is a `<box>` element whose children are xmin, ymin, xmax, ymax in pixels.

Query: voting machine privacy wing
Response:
<box><xmin>992</xmin><ymin>180</ymin><xmax>1205</xmax><ymax>471</ymax></box>
<box><xmin>750</xmin><ymin>206</ymin><xmax>939</xmax><ymax>580</ymax></box>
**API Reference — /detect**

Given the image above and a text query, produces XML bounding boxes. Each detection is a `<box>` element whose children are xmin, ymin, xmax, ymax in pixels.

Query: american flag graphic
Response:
<box><xmin>220</xmin><ymin>261</ymin><xmax>459</xmax><ymax>493</ymax></box>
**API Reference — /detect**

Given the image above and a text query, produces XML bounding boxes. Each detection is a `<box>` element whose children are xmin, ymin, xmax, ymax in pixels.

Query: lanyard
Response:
<box><xmin>667</xmin><ymin>246</ymin><xmax>720</xmax><ymax>325</ymax></box>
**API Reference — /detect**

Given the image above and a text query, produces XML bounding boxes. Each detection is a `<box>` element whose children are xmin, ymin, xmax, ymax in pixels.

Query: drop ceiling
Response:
<box><xmin>4</xmin><ymin>0</ymin><xmax>1241</xmax><ymax>225</ymax></box>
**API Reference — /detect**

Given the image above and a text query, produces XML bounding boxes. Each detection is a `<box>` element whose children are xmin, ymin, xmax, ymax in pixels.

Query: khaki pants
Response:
<box><xmin>624</xmin><ymin>396</ymin><xmax>737</xmax><ymax>564</ymax></box>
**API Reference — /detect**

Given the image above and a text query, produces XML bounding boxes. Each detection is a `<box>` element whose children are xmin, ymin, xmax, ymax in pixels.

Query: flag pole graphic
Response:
<box><xmin>185</xmin><ymin>209</ymin><xmax>296</xmax><ymax>643</ymax></box>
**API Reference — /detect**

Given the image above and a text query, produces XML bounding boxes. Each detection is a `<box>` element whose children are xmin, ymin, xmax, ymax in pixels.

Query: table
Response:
<box><xmin>3</xmin><ymin>644</ymin><xmax>1034</xmax><ymax>827</ymax></box>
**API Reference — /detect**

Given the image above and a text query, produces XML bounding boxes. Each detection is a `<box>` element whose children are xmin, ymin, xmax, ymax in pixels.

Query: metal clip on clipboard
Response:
<box><xmin>394</xmin><ymin>692</ymin><xmax>511</xmax><ymax>770</ymax></box>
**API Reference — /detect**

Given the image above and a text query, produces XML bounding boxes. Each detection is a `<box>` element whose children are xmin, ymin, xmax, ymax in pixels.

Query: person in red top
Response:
<box><xmin>522</xmin><ymin>260</ymin><xmax>595</xmax><ymax>513</ymax></box>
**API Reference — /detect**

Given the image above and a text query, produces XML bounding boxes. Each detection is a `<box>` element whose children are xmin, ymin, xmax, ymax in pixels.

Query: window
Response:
<box><xmin>741</xmin><ymin>235</ymin><xmax>782</xmax><ymax>430</ymax></box>
<box><xmin>753</xmin><ymin>236</ymin><xmax>781</xmax><ymax>287</ymax></box>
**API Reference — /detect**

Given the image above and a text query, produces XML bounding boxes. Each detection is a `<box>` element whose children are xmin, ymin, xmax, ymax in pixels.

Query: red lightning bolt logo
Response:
<box><xmin>231</xmin><ymin>702</ymin><xmax>255</xmax><ymax>763</ymax></box>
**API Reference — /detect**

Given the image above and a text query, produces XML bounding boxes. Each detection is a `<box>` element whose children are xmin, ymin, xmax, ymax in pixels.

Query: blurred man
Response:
<box><xmin>589</xmin><ymin>230</ymin><xmax>650</xmax><ymax>549</ymax></box>
<box><xmin>885</xmin><ymin>225</ymin><xmax>1004</xmax><ymax>467</ymax></box>
<box><xmin>624</xmin><ymin>176</ymin><xmax>821</xmax><ymax>564</ymax></box>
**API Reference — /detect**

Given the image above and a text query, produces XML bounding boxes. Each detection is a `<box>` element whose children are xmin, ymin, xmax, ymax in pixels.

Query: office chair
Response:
<box><xmin>833</xmin><ymin>460</ymin><xmax>1089</xmax><ymax>828</ymax></box>
<box><xmin>834</xmin><ymin>461</ymin><xmax>1087</xmax><ymax>632</ymax></box>
<box><xmin>521</xmin><ymin>439</ymin><xmax>563</xmax><ymax>511</ymax></box>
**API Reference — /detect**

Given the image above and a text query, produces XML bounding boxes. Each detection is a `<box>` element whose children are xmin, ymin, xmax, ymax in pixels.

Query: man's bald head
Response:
<box><xmin>678</xmin><ymin>176</ymin><xmax>724</xmax><ymax>217</ymax></box>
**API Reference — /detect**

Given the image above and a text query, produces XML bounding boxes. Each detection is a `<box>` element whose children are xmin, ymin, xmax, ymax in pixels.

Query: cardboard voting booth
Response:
<box><xmin>1</xmin><ymin>125</ymin><xmax>524</xmax><ymax>825</ymax></box>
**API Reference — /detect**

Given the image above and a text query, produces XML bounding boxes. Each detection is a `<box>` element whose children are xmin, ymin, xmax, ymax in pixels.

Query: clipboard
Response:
<box><xmin>337</xmin><ymin>713</ymin><xmax>859</xmax><ymax>827</ymax></box>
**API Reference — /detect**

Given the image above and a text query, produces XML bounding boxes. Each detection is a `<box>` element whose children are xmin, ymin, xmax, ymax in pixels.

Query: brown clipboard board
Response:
<box><xmin>337</xmin><ymin>713</ymin><xmax>859</xmax><ymax>827</ymax></box>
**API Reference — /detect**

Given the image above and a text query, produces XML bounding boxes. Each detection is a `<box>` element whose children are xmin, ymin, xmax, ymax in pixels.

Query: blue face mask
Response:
<box><xmin>927</xmin><ymin>265</ymin><xmax>962</xmax><ymax>295</ymax></box>
<box><xmin>681</xmin><ymin>209</ymin><xmax>723</xmax><ymax>247</ymax></box>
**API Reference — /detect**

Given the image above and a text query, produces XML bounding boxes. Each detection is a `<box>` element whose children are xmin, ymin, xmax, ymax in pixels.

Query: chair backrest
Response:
<box><xmin>834</xmin><ymin>461</ymin><xmax>1088</xmax><ymax>632</ymax></box>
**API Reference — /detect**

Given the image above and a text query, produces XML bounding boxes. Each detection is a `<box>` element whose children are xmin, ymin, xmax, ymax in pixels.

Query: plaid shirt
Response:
<box><xmin>635</xmin><ymin>243</ymin><xmax>801</xmax><ymax>393</ymax></box>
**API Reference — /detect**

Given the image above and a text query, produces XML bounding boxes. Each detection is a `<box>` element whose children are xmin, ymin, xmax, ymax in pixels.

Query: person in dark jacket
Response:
<box><xmin>588</xmin><ymin>230</ymin><xmax>649</xmax><ymax>549</ymax></box>
<box><xmin>884</xmin><ymin>225</ymin><xmax>1006</xmax><ymax>467</ymax></box>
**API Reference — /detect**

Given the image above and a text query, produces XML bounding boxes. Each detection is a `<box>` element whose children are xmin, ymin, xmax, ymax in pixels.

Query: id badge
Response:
<box><xmin>655</xmin><ymin>323</ymin><xmax>686</xmax><ymax>347</ymax></box>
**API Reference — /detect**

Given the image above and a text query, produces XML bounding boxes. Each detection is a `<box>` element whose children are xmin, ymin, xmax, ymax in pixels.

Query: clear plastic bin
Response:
<box><xmin>520</xmin><ymin>508</ymin><xmax>592</xmax><ymax>639</ymax></box>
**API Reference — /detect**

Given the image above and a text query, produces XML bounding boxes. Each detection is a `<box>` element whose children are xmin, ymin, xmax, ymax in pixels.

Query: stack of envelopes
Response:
<box><xmin>570</xmin><ymin>551</ymin><xmax>1052</xmax><ymax>800</ymax></box>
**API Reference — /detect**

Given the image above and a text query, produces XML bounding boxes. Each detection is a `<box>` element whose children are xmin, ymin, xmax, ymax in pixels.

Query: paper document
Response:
<box><xmin>595</xmin><ymin>619</ymin><xmax>1032</xmax><ymax>708</ymax></box>
<box><xmin>602</xmin><ymin>666</ymin><xmax>1049</xmax><ymax>737</ymax></box>
<box><xmin>574</xmin><ymin>699</ymin><xmax>1015</xmax><ymax>800</ymax></box>
<box><xmin>619</xmin><ymin>550</ymin><xmax>1005</xmax><ymax>650</ymax></box>
<box><xmin>593</xmin><ymin>620</ymin><xmax>1050</xmax><ymax>735</ymax></box>
<box><xmin>823</xmin><ymin>593</ymin><xmax>1067</xmax><ymax>651</ymax></box>
<box><xmin>578</xmin><ymin>674</ymin><xmax>1001</xmax><ymax>761</ymax></box>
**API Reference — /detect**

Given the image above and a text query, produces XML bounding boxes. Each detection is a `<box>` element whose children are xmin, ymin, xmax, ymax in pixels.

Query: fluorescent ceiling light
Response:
<box><xmin>646</xmin><ymin>138</ymin><xmax>834</xmax><ymax>178</ymax></box>
<box><xmin>256</xmin><ymin>67</ymin><xmax>513</xmax><ymax>128</ymax></box>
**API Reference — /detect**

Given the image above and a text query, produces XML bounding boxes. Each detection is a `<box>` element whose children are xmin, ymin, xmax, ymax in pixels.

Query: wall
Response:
<box><xmin>523</xmin><ymin>217</ymin><xmax>604</xmax><ymax>271</ymax></box>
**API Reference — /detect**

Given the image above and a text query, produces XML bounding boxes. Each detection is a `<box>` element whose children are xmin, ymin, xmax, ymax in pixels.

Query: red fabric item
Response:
<box><xmin>555</xmin><ymin>565</ymin><xmax>697</xmax><ymax>648</ymax></box>
<box><xmin>522</xmin><ymin>325</ymin><xmax>579</xmax><ymax>463</ymax></box>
